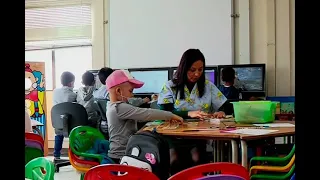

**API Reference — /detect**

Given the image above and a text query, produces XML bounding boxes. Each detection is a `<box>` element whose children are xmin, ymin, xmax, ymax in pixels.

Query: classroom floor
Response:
<box><xmin>45</xmin><ymin>156</ymin><xmax>80</xmax><ymax>180</ymax></box>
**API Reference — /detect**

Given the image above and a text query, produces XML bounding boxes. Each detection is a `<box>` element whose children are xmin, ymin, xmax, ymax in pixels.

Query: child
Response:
<box><xmin>77</xmin><ymin>71</ymin><xmax>100</xmax><ymax>127</ymax></box>
<box><xmin>52</xmin><ymin>71</ymin><xmax>77</xmax><ymax>160</ymax></box>
<box><xmin>219</xmin><ymin>67</ymin><xmax>240</xmax><ymax>100</ymax></box>
<box><xmin>106</xmin><ymin>70</ymin><xmax>183</xmax><ymax>163</ymax></box>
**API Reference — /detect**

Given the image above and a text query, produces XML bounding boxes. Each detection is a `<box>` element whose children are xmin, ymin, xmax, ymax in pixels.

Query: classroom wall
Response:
<box><xmin>91</xmin><ymin>0</ymin><xmax>294</xmax><ymax>96</ymax></box>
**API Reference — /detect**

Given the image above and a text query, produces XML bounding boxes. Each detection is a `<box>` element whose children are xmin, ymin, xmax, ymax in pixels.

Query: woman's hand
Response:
<box><xmin>211</xmin><ymin>111</ymin><xmax>226</xmax><ymax>118</ymax></box>
<box><xmin>188</xmin><ymin>110</ymin><xmax>209</xmax><ymax>119</ymax></box>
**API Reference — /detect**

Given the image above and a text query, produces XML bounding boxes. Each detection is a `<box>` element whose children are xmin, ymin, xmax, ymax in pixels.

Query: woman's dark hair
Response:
<box><xmin>173</xmin><ymin>49</ymin><xmax>206</xmax><ymax>99</ymax></box>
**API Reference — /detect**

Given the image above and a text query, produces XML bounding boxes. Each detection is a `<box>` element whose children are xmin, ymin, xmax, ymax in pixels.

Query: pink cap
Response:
<box><xmin>106</xmin><ymin>70</ymin><xmax>144</xmax><ymax>90</ymax></box>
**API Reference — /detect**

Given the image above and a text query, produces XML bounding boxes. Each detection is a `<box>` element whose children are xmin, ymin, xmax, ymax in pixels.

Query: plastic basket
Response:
<box><xmin>231</xmin><ymin>101</ymin><xmax>277</xmax><ymax>124</ymax></box>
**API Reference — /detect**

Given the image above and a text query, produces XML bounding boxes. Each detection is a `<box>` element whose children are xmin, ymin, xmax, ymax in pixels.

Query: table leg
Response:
<box><xmin>212</xmin><ymin>140</ymin><xmax>217</xmax><ymax>162</ymax></box>
<box><xmin>241</xmin><ymin>140</ymin><xmax>248</xmax><ymax>168</ymax></box>
<box><xmin>231</xmin><ymin>139</ymin><xmax>238</xmax><ymax>164</ymax></box>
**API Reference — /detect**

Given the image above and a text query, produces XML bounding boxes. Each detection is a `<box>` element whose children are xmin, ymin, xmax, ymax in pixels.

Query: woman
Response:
<box><xmin>157</xmin><ymin>49</ymin><xmax>227</xmax><ymax>174</ymax></box>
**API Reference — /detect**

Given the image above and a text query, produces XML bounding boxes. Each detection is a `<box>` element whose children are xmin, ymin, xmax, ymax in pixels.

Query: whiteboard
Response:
<box><xmin>109</xmin><ymin>0</ymin><xmax>233</xmax><ymax>69</ymax></box>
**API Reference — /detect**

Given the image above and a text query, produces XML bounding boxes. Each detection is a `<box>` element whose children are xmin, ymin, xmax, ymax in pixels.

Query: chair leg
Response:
<box><xmin>80</xmin><ymin>173</ymin><xmax>85</xmax><ymax>180</ymax></box>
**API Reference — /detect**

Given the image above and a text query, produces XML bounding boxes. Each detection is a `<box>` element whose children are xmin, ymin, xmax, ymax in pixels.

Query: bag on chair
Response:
<box><xmin>120</xmin><ymin>130</ymin><xmax>170</xmax><ymax>180</ymax></box>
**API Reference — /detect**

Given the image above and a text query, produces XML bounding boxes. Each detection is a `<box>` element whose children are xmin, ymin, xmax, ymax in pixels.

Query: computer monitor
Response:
<box><xmin>129</xmin><ymin>68</ymin><xmax>170</xmax><ymax>94</ymax></box>
<box><xmin>171</xmin><ymin>66</ymin><xmax>218</xmax><ymax>85</ymax></box>
<box><xmin>218</xmin><ymin>64</ymin><xmax>266</xmax><ymax>91</ymax></box>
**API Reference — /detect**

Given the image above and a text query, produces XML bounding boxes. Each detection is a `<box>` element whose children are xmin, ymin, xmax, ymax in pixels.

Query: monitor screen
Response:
<box><xmin>130</xmin><ymin>70</ymin><xmax>169</xmax><ymax>93</ymax></box>
<box><xmin>173</xmin><ymin>69</ymin><xmax>216</xmax><ymax>84</ymax></box>
<box><xmin>220</xmin><ymin>66</ymin><xmax>264</xmax><ymax>91</ymax></box>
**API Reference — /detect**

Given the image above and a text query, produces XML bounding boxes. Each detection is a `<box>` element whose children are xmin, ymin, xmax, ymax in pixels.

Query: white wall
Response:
<box><xmin>91</xmin><ymin>0</ymin><xmax>295</xmax><ymax>96</ymax></box>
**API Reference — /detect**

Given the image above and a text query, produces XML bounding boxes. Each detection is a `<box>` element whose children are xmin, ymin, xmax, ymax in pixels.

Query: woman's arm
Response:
<box><xmin>158</xmin><ymin>103</ymin><xmax>189</xmax><ymax>118</ymax></box>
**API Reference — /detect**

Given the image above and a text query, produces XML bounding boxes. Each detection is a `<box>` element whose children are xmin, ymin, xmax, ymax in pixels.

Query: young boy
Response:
<box><xmin>106</xmin><ymin>70</ymin><xmax>183</xmax><ymax>163</ymax></box>
<box><xmin>219</xmin><ymin>67</ymin><xmax>240</xmax><ymax>100</ymax></box>
<box><xmin>93</xmin><ymin>67</ymin><xmax>150</xmax><ymax>106</ymax></box>
<box><xmin>77</xmin><ymin>71</ymin><xmax>100</xmax><ymax>127</ymax></box>
<box><xmin>52</xmin><ymin>71</ymin><xmax>77</xmax><ymax>160</ymax></box>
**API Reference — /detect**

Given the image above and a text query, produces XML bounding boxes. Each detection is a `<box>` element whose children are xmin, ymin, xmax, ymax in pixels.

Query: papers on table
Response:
<box><xmin>224</xmin><ymin>128</ymin><xmax>278</xmax><ymax>135</ymax></box>
<box><xmin>253</xmin><ymin>123</ymin><xmax>295</xmax><ymax>128</ymax></box>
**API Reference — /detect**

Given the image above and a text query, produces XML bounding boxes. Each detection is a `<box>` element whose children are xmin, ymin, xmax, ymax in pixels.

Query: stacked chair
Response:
<box><xmin>168</xmin><ymin>162</ymin><xmax>250</xmax><ymax>180</ymax></box>
<box><xmin>249</xmin><ymin>144</ymin><xmax>295</xmax><ymax>179</ymax></box>
<box><xmin>69</xmin><ymin>126</ymin><xmax>114</xmax><ymax>180</ymax></box>
<box><xmin>84</xmin><ymin>164</ymin><xmax>160</xmax><ymax>180</ymax></box>
<box><xmin>25</xmin><ymin>157</ymin><xmax>55</xmax><ymax>180</ymax></box>
<box><xmin>25</xmin><ymin>132</ymin><xmax>44</xmax><ymax>165</ymax></box>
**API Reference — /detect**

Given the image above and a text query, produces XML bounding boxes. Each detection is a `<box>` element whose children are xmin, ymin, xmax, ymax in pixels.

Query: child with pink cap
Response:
<box><xmin>106</xmin><ymin>70</ymin><xmax>183</xmax><ymax>163</ymax></box>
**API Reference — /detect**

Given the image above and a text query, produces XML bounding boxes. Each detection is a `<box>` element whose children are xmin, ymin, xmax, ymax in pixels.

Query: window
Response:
<box><xmin>25</xmin><ymin>50</ymin><xmax>53</xmax><ymax>90</ymax></box>
<box><xmin>54</xmin><ymin>46</ymin><xmax>92</xmax><ymax>89</ymax></box>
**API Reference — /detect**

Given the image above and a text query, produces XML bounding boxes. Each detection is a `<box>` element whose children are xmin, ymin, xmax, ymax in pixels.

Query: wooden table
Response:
<box><xmin>143</xmin><ymin>121</ymin><xmax>241</xmax><ymax>163</ymax></box>
<box><xmin>238</xmin><ymin>121</ymin><xmax>295</xmax><ymax>168</ymax></box>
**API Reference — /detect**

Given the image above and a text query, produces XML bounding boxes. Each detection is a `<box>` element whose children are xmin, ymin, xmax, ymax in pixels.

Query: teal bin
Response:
<box><xmin>231</xmin><ymin>101</ymin><xmax>277</xmax><ymax>124</ymax></box>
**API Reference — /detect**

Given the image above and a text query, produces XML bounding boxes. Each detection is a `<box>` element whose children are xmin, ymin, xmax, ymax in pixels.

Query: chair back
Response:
<box><xmin>51</xmin><ymin>102</ymin><xmax>88</xmax><ymax>137</ymax></box>
<box><xmin>25</xmin><ymin>147</ymin><xmax>44</xmax><ymax>165</ymax></box>
<box><xmin>84</xmin><ymin>164</ymin><xmax>160</xmax><ymax>180</ymax></box>
<box><xmin>168</xmin><ymin>162</ymin><xmax>250</xmax><ymax>180</ymax></box>
<box><xmin>25</xmin><ymin>132</ymin><xmax>44</xmax><ymax>147</ymax></box>
<box><xmin>25</xmin><ymin>157</ymin><xmax>55</xmax><ymax>180</ymax></box>
<box><xmin>93</xmin><ymin>99</ymin><xmax>107</xmax><ymax>120</ymax></box>
<box><xmin>25</xmin><ymin>139</ymin><xmax>44</xmax><ymax>152</ymax></box>
<box><xmin>196</xmin><ymin>174</ymin><xmax>245</xmax><ymax>180</ymax></box>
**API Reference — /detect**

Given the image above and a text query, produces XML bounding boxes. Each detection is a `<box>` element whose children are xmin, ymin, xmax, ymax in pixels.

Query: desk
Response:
<box><xmin>238</xmin><ymin>121</ymin><xmax>295</xmax><ymax>168</ymax></box>
<box><xmin>143</xmin><ymin>121</ymin><xmax>240</xmax><ymax>163</ymax></box>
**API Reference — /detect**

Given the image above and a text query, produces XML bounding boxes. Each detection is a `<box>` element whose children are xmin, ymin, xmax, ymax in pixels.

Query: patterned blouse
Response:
<box><xmin>157</xmin><ymin>80</ymin><xmax>227</xmax><ymax>113</ymax></box>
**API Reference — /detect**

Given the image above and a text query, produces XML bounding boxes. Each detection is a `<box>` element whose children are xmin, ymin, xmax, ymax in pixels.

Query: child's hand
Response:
<box><xmin>170</xmin><ymin>114</ymin><xmax>183</xmax><ymax>124</ymax></box>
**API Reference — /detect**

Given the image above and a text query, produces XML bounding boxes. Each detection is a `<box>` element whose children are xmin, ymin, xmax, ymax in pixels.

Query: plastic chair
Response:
<box><xmin>250</xmin><ymin>144</ymin><xmax>295</xmax><ymax>167</ymax></box>
<box><xmin>25</xmin><ymin>157</ymin><xmax>55</xmax><ymax>180</ymax></box>
<box><xmin>250</xmin><ymin>155</ymin><xmax>295</xmax><ymax>175</ymax></box>
<box><xmin>68</xmin><ymin>148</ymin><xmax>94</xmax><ymax>180</ymax></box>
<box><xmin>250</xmin><ymin>164</ymin><xmax>295</xmax><ymax>180</ymax></box>
<box><xmin>290</xmin><ymin>173</ymin><xmax>295</xmax><ymax>180</ymax></box>
<box><xmin>26</xmin><ymin>139</ymin><xmax>44</xmax><ymax>152</ymax></box>
<box><xmin>25</xmin><ymin>132</ymin><xmax>44</xmax><ymax>147</ymax></box>
<box><xmin>168</xmin><ymin>162</ymin><xmax>250</xmax><ymax>180</ymax></box>
<box><xmin>25</xmin><ymin>146</ymin><xmax>44</xmax><ymax>165</ymax></box>
<box><xmin>69</xmin><ymin>148</ymin><xmax>100</xmax><ymax>167</ymax></box>
<box><xmin>69</xmin><ymin>126</ymin><xmax>111</xmax><ymax>163</ymax></box>
<box><xmin>196</xmin><ymin>174</ymin><xmax>245</xmax><ymax>180</ymax></box>
<box><xmin>84</xmin><ymin>164</ymin><xmax>160</xmax><ymax>180</ymax></box>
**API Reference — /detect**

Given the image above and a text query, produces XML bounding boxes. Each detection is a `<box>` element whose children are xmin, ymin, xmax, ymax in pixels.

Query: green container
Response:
<box><xmin>231</xmin><ymin>101</ymin><xmax>277</xmax><ymax>124</ymax></box>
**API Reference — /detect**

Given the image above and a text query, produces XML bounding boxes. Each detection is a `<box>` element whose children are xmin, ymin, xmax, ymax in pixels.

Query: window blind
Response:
<box><xmin>25</xmin><ymin>2</ymin><xmax>92</xmax><ymax>44</ymax></box>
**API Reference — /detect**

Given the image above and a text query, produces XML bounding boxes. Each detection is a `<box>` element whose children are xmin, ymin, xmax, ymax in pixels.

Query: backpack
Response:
<box><xmin>120</xmin><ymin>130</ymin><xmax>170</xmax><ymax>180</ymax></box>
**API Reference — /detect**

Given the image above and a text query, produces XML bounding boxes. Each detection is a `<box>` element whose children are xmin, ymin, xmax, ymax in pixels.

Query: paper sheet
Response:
<box><xmin>253</xmin><ymin>123</ymin><xmax>295</xmax><ymax>128</ymax></box>
<box><xmin>225</xmin><ymin>128</ymin><xmax>278</xmax><ymax>135</ymax></box>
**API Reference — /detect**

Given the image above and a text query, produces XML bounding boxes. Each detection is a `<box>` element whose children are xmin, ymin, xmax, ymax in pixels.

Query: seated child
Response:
<box><xmin>84</xmin><ymin>139</ymin><xmax>114</xmax><ymax>164</ymax></box>
<box><xmin>77</xmin><ymin>71</ymin><xmax>100</xmax><ymax>127</ymax></box>
<box><xmin>106</xmin><ymin>70</ymin><xmax>183</xmax><ymax>163</ymax></box>
<box><xmin>219</xmin><ymin>67</ymin><xmax>240</xmax><ymax>100</ymax></box>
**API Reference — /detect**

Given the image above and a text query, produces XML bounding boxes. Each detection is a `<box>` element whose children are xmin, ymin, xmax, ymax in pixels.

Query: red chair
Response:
<box><xmin>168</xmin><ymin>162</ymin><xmax>250</xmax><ymax>180</ymax></box>
<box><xmin>84</xmin><ymin>164</ymin><xmax>160</xmax><ymax>180</ymax></box>
<box><xmin>25</xmin><ymin>132</ymin><xmax>44</xmax><ymax>147</ymax></box>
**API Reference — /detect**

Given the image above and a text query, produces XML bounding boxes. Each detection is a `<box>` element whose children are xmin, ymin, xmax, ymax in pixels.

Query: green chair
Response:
<box><xmin>25</xmin><ymin>146</ymin><xmax>44</xmax><ymax>165</ymax></box>
<box><xmin>250</xmin><ymin>164</ymin><xmax>295</xmax><ymax>180</ymax></box>
<box><xmin>250</xmin><ymin>145</ymin><xmax>295</xmax><ymax>167</ymax></box>
<box><xmin>69</xmin><ymin>126</ymin><xmax>107</xmax><ymax>163</ymax></box>
<box><xmin>25</xmin><ymin>157</ymin><xmax>55</xmax><ymax>180</ymax></box>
